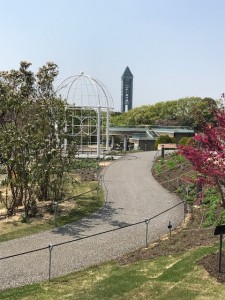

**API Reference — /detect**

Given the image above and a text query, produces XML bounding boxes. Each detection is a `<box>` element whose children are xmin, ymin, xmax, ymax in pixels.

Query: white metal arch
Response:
<box><xmin>56</xmin><ymin>72</ymin><xmax>114</xmax><ymax>157</ymax></box>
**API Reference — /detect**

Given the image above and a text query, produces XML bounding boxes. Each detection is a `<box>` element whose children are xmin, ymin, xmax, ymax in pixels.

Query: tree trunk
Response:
<box><xmin>216</xmin><ymin>179</ymin><xmax>225</xmax><ymax>209</ymax></box>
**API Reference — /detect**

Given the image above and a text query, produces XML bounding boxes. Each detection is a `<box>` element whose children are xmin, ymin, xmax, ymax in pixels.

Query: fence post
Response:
<box><xmin>168</xmin><ymin>221</ymin><xmax>172</xmax><ymax>237</ymax></box>
<box><xmin>98</xmin><ymin>175</ymin><xmax>102</xmax><ymax>187</ymax></box>
<box><xmin>145</xmin><ymin>219</ymin><xmax>150</xmax><ymax>247</ymax></box>
<box><xmin>48</xmin><ymin>244</ymin><xmax>53</xmax><ymax>281</ymax></box>
<box><xmin>96</xmin><ymin>187</ymin><xmax>99</xmax><ymax>201</ymax></box>
<box><xmin>219</xmin><ymin>233</ymin><xmax>223</xmax><ymax>273</ymax></box>
<box><xmin>161</xmin><ymin>145</ymin><xmax>165</xmax><ymax>158</ymax></box>
<box><xmin>53</xmin><ymin>202</ymin><xmax>58</xmax><ymax>227</ymax></box>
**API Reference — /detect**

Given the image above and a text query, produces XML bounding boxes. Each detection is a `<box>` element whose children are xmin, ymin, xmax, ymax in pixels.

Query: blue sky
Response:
<box><xmin>0</xmin><ymin>0</ymin><xmax>225</xmax><ymax>111</ymax></box>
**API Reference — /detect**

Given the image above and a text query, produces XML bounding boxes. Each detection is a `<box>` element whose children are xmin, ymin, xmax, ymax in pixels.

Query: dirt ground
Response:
<box><xmin>117</xmin><ymin>156</ymin><xmax>225</xmax><ymax>284</ymax></box>
<box><xmin>117</xmin><ymin>209</ymin><xmax>225</xmax><ymax>282</ymax></box>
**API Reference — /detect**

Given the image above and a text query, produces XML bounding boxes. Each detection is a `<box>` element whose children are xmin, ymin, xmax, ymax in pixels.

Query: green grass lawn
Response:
<box><xmin>1</xmin><ymin>245</ymin><xmax>225</xmax><ymax>300</ymax></box>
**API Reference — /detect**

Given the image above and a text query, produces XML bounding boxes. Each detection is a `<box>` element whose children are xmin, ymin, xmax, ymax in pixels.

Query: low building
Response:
<box><xmin>109</xmin><ymin>126</ymin><xmax>194</xmax><ymax>151</ymax></box>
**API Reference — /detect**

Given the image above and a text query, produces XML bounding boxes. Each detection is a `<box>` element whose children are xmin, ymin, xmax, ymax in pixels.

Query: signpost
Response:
<box><xmin>214</xmin><ymin>224</ymin><xmax>225</xmax><ymax>272</ymax></box>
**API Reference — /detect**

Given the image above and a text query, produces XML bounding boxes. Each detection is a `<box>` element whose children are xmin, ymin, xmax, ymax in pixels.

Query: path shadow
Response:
<box><xmin>51</xmin><ymin>202</ymin><xmax>130</xmax><ymax>238</ymax></box>
<box><xmin>109</xmin><ymin>220</ymin><xmax>132</xmax><ymax>228</ymax></box>
<box><xmin>50</xmin><ymin>153</ymin><xmax>142</xmax><ymax>239</ymax></box>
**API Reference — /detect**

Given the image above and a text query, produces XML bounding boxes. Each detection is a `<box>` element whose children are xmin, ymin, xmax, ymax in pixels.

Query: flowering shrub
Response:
<box><xmin>179</xmin><ymin>109</ymin><xmax>225</xmax><ymax>208</ymax></box>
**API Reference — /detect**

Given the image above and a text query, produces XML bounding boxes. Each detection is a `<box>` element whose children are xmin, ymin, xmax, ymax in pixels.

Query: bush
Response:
<box><xmin>202</xmin><ymin>187</ymin><xmax>220</xmax><ymax>227</ymax></box>
<box><xmin>72</xmin><ymin>159</ymin><xmax>98</xmax><ymax>170</ymax></box>
<box><xmin>19</xmin><ymin>214</ymin><xmax>28</xmax><ymax>223</ymax></box>
<box><xmin>154</xmin><ymin>135</ymin><xmax>176</xmax><ymax>150</ymax></box>
<box><xmin>179</xmin><ymin>137</ymin><xmax>194</xmax><ymax>145</ymax></box>
<box><xmin>166</xmin><ymin>159</ymin><xmax>176</xmax><ymax>170</ymax></box>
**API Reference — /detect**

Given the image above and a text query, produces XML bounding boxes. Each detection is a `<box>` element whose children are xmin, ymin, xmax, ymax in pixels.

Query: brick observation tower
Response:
<box><xmin>121</xmin><ymin>66</ymin><xmax>133</xmax><ymax>112</ymax></box>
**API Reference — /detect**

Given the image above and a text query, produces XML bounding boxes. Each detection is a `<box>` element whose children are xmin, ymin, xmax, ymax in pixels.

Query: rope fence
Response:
<box><xmin>0</xmin><ymin>200</ymin><xmax>186</xmax><ymax>284</ymax></box>
<box><xmin>0</xmin><ymin>154</ymin><xmax>187</xmax><ymax>288</ymax></box>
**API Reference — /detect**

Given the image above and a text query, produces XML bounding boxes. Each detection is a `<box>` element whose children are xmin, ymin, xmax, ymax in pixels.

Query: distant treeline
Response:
<box><xmin>111</xmin><ymin>97</ymin><xmax>217</xmax><ymax>130</ymax></box>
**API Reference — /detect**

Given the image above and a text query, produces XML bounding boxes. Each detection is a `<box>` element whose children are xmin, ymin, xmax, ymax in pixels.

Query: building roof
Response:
<box><xmin>109</xmin><ymin>126</ymin><xmax>194</xmax><ymax>140</ymax></box>
<box><xmin>121</xmin><ymin>66</ymin><xmax>133</xmax><ymax>78</ymax></box>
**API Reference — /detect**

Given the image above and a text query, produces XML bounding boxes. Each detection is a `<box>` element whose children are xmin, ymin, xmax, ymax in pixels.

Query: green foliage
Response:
<box><xmin>111</xmin><ymin>97</ymin><xmax>217</xmax><ymax>128</ymax></box>
<box><xmin>174</xmin><ymin>154</ymin><xmax>186</xmax><ymax>164</ymax></box>
<box><xmin>72</xmin><ymin>159</ymin><xmax>98</xmax><ymax>170</ymax></box>
<box><xmin>177</xmin><ymin>182</ymin><xmax>224</xmax><ymax>227</ymax></box>
<box><xmin>166</xmin><ymin>159</ymin><xmax>176</xmax><ymax>170</ymax></box>
<box><xmin>153</xmin><ymin>158</ymin><xmax>165</xmax><ymax>175</ymax></box>
<box><xmin>181</xmin><ymin>184</ymin><xmax>196</xmax><ymax>204</ymax></box>
<box><xmin>202</xmin><ymin>188</ymin><xmax>225</xmax><ymax>227</ymax></box>
<box><xmin>154</xmin><ymin>135</ymin><xmax>176</xmax><ymax>150</ymax></box>
<box><xmin>178</xmin><ymin>137</ymin><xmax>193</xmax><ymax>145</ymax></box>
<box><xmin>19</xmin><ymin>214</ymin><xmax>28</xmax><ymax>223</ymax></box>
<box><xmin>0</xmin><ymin>165</ymin><xmax>6</xmax><ymax>174</ymax></box>
<box><xmin>186</xmin><ymin>189</ymin><xmax>196</xmax><ymax>204</ymax></box>
<box><xmin>154</xmin><ymin>154</ymin><xmax>187</xmax><ymax>176</ymax></box>
<box><xmin>219</xmin><ymin>209</ymin><xmax>225</xmax><ymax>225</ymax></box>
<box><xmin>154</xmin><ymin>164</ymin><xmax>163</xmax><ymax>175</ymax></box>
<box><xmin>0</xmin><ymin>62</ymin><xmax>77</xmax><ymax>217</ymax></box>
<box><xmin>202</xmin><ymin>187</ymin><xmax>218</xmax><ymax>205</ymax></box>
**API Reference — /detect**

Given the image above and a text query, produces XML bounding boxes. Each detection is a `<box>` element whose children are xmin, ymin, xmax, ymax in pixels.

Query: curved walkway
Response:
<box><xmin>0</xmin><ymin>151</ymin><xmax>184</xmax><ymax>290</ymax></box>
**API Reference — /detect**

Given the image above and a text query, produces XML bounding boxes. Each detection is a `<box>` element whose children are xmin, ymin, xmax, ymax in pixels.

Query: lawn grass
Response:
<box><xmin>1</xmin><ymin>245</ymin><xmax>225</xmax><ymax>300</ymax></box>
<box><xmin>0</xmin><ymin>181</ymin><xmax>104</xmax><ymax>243</ymax></box>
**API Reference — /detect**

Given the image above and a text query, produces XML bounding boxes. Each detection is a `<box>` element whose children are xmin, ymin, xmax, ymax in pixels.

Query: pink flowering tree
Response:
<box><xmin>179</xmin><ymin>108</ymin><xmax>225</xmax><ymax>208</ymax></box>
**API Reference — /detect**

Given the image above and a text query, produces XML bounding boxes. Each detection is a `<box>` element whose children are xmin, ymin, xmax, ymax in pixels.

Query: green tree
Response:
<box><xmin>190</xmin><ymin>97</ymin><xmax>217</xmax><ymax>131</ymax></box>
<box><xmin>111</xmin><ymin>97</ymin><xmax>217</xmax><ymax>128</ymax></box>
<box><xmin>0</xmin><ymin>62</ymin><xmax>76</xmax><ymax>217</ymax></box>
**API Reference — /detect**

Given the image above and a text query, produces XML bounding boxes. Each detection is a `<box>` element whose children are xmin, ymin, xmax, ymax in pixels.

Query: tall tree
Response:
<box><xmin>0</xmin><ymin>62</ymin><xmax>76</xmax><ymax>217</ymax></box>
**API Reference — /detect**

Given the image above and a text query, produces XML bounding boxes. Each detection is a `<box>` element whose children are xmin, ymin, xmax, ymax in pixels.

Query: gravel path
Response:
<box><xmin>0</xmin><ymin>151</ymin><xmax>184</xmax><ymax>290</ymax></box>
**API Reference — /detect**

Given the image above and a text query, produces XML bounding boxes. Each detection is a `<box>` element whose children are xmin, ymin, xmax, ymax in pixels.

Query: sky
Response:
<box><xmin>0</xmin><ymin>0</ymin><xmax>225</xmax><ymax>111</ymax></box>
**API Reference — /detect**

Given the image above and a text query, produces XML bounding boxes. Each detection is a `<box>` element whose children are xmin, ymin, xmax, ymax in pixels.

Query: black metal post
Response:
<box><xmin>53</xmin><ymin>202</ymin><xmax>58</xmax><ymax>227</ymax></box>
<box><xmin>168</xmin><ymin>221</ymin><xmax>172</xmax><ymax>237</ymax></box>
<box><xmin>145</xmin><ymin>219</ymin><xmax>150</xmax><ymax>247</ymax></box>
<box><xmin>97</xmin><ymin>186</ymin><xmax>99</xmax><ymax>201</ymax></box>
<box><xmin>214</xmin><ymin>225</ymin><xmax>225</xmax><ymax>273</ymax></box>
<box><xmin>49</xmin><ymin>244</ymin><xmax>53</xmax><ymax>281</ymax></box>
<box><xmin>161</xmin><ymin>145</ymin><xmax>165</xmax><ymax>158</ymax></box>
<box><xmin>219</xmin><ymin>233</ymin><xmax>223</xmax><ymax>273</ymax></box>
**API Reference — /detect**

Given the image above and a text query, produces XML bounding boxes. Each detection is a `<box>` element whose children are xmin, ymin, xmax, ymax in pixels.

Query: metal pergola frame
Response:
<box><xmin>56</xmin><ymin>73</ymin><xmax>114</xmax><ymax>157</ymax></box>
